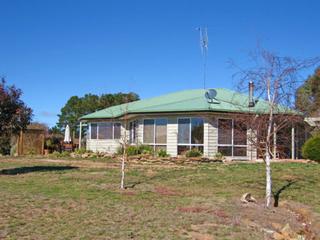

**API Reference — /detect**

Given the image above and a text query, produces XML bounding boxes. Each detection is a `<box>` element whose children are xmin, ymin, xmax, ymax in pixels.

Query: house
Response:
<box><xmin>79</xmin><ymin>88</ymin><xmax>299</xmax><ymax>160</ymax></box>
<box><xmin>305</xmin><ymin>117</ymin><xmax>320</xmax><ymax>129</ymax></box>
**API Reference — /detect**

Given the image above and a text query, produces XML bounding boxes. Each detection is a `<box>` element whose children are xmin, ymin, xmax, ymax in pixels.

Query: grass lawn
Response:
<box><xmin>0</xmin><ymin>158</ymin><xmax>319</xmax><ymax>239</ymax></box>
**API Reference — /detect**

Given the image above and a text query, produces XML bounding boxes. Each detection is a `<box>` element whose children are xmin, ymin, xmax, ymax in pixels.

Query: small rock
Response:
<box><xmin>271</xmin><ymin>222</ymin><xmax>283</xmax><ymax>231</ymax></box>
<box><xmin>241</xmin><ymin>193</ymin><xmax>257</xmax><ymax>203</ymax></box>
<box><xmin>81</xmin><ymin>153</ymin><xmax>89</xmax><ymax>158</ymax></box>
<box><xmin>280</xmin><ymin>223</ymin><xmax>299</xmax><ymax>239</ymax></box>
<box><xmin>297</xmin><ymin>235</ymin><xmax>305</xmax><ymax>240</ymax></box>
<box><xmin>262</xmin><ymin>228</ymin><xmax>275</xmax><ymax>235</ymax></box>
<box><xmin>272</xmin><ymin>232</ymin><xmax>284</xmax><ymax>240</ymax></box>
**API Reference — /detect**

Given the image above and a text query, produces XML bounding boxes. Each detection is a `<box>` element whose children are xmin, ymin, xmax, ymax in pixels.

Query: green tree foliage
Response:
<box><xmin>295</xmin><ymin>67</ymin><xmax>320</xmax><ymax>117</ymax></box>
<box><xmin>57</xmin><ymin>92</ymin><xmax>139</xmax><ymax>135</ymax></box>
<box><xmin>48</xmin><ymin>126</ymin><xmax>62</xmax><ymax>135</ymax></box>
<box><xmin>302</xmin><ymin>134</ymin><xmax>320</xmax><ymax>162</ymax></box>
<box><xmin>0</xmin><ymin>79</ymin><xmax>33</xmax><ymax>154</ymax></box>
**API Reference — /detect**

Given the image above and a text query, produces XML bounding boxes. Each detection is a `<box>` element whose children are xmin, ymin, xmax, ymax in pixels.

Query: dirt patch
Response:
<box><xmin>280</xmin><ymin>200</ymin><xmax>320</xmax><ymax>239</ymax></box>
<box><xmin>178</xmin><ymin>207</ymin><xmax>229</xmax><ymax>219</ymax></box>
<box><xmin>188</xmin><ymin>231</ymin><xmax>215</xmax><ymax>240</ymax></box>
<box><xmin>211</xmin><ymin>209</ymin><xmax>229</xmax><ymax>219</ymax></box>
<box><xmin>178</xmin><ymin>200</ymin><xmax>320</xmax><ymax>239</ymax></box>
<box><xmin>121</xmin><ymin>191</ymin><xmax>136</xmax><ymax>196</ymax></box>
<box><xmin>233</xmin><ymin>199</ymin><xmax>320</xmax><ymax>239</ymax></box>
<box><xmin>178</xmin><ymin>207</ymin><xmax>209</xmax><ymax>213</ymax></box>
<box><xmin>154</xmin><ymin>186</ymin><xmax>180</xmax><ymax>196</ymax></box>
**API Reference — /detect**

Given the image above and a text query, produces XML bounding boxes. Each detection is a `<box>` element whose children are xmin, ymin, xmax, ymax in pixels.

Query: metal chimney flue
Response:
<box><xmin>248</xmin><ymin>81</ymin><xmax>255</xmax><ymax>107</ymax></box>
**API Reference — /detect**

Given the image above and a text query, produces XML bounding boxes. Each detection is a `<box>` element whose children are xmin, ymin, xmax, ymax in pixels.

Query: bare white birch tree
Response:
<box><xmin>104</xmin><ymin>96</ymin><xmax>131</xmax><ymax>190</ymax></box>
<box><xmin>233</xmin><ymin>48</ymin><xmax>319</xmax><ymax>207</ymax></box>
<box><xmin>120</xmin><ymin>98</ymin><xmax>129</xmax><ymax>190</ymax></box>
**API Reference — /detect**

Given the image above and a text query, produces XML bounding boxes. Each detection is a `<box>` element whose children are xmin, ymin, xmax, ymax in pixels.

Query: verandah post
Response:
<box><xmin>79</xmin><ymin>121</ymin><xmax>82</xmax><ymax>149</ymax></box>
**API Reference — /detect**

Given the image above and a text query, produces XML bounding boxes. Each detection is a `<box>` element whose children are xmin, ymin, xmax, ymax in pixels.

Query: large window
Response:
<box><xmin>98</xmin><ymin>123</ymin><xmax>112</xmax><ymax>139</ymax></box>
<box><xmin>143</xmin><ymin>118</ymin><xmax>167</xmax><ymax>151</ymax></box>
<box><xmin>90</xmin><ymin>122</ymin><xmax>121</xmax><ymax>140</ymax></box>
<box><xmin>129</xmin><ymin>121</ymin><xmax>138</xmax><ymax>144</ymax></box>
<box><xmin>91</xmin><ymin>123</ymin><xmax>98</xmax><ymax>139</ymax></box>
<box><xmin>178</xmin><ymin>118</ymin><xmax>204</xmax><ymax>155</ymax></box>
<box><xmin>114</xmin><ymin>123</ymin><xmax>121</xmax><ymax>139</ymax></box>
<box><xmin>218</xmin><ymin>119</ymin><xmax>247</xmax><ymax>157</ymax></box>
<box><xmin>143</xmin><ymin>119</ymin><xmax>155</xmax><ymax>144</ymax></box>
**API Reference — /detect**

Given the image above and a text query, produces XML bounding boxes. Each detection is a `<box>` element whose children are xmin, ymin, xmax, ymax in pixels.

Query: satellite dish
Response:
<box><xmin>207</xmin><ymin>89</ymin><xmax>217</xmax><ymax>99</ymax></box>
<box><xmin>205</xmin><ymin>89</ymin><xmax>219</xmax><ymax>104</ymax></box>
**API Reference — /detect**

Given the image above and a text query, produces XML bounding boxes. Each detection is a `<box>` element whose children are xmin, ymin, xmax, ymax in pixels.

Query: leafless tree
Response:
<box><xmin>119</xmin><ymin>99</ymin><xmax>130</xmax><ymax>190</ymax></box>
<box><xmin>232</xmin><ymin>48</ymin><xmax>319</xmax><ymax>208</ymax></box>
<box><xmin>105</xmin><ymin>97</ymin><xmax>130</xmax><ymax>190</ymax></box>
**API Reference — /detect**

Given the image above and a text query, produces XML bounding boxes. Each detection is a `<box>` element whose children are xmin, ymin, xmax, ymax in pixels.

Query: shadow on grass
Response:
<box><xmin>273</xmin><ymin>180</ymin><xmax>298</xmax><ymax>207</ymax></box>
<box><xmin>0</xmin><ymin>166</ymin><xmax>78</xmax><ymax>175</ymax></box>
<box><xmin>125</xmin><ymin>181</ymin><xmax>142</xmax><ymax>189</ymax></box>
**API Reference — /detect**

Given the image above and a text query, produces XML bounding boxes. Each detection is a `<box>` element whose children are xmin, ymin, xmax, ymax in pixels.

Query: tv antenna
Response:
<box><xmin>198</xmin><ymin>27</ymin><xmax>208</xmax><ymax>89</ymax></box>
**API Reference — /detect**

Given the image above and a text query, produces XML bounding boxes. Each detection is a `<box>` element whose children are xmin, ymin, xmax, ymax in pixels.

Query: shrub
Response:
<box><xmin>74</xmin><ymin>148</ymin><xmax>87</xmax><ymax>155</ymax></box>
<box><xmin>214</xmin><ymin>152</ymin><xmax>224</xmax><ymax>161</ymax></box>
<box><xmin>60</xmin><ymin>151</ymin><xmax>71</xmax><ymax>157</ymax></box>
<box><xmin>302</xmin><ymin>135</ymin><xmax>320</xmax><ymax>162</ymax></box>
<box><xmin>157</xmin><ymin>149</ymin><xmax>169</xmax><ymax>157</ymax></box>
<box><xmin>185</xmin><ymin>149</ymin><xmax>202</xmax><ymax>158</ymax></box>
<box><xmin>126</xmin><ymin>145</ymin><xmax>140</xmax><ymax>156</ymax></box>
<box><xmin>27</xmin><ymin>149</ymin><xmax>36</xmax><ymax>155</ymax></box>
<box><xmin>45</xmin><ymin>136</ymin><xmax>62</xmax><ymax>152</ymax></box>
<box><xmin>50</xmin><ymin>151</ymin><xmax>61</xmax><ymax>158</ymax></box>
<box><xmin>138</xmin><ymin>145</ymin><xmax>153</xmax><ymax>155</ymax></box>
<box><xmin>116</xmin><ymin>144</ymin><xmax>154</xmax><ymax>156</ymax></box>
<box><xmin>0</xmin><ymin>137</ymin><xmax>11</xmax><ymax>155</ymax></box>
<box><xmin>49</xmin><ymin>151</ymin><xmax>70</xmax><ymax>158</ymax></box>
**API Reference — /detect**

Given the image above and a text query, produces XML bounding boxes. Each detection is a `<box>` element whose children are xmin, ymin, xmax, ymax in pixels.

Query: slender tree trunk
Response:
<box><xmin>120</xmin><ymin>147</ymin><xmax>126</xmax><ymax>190</ymax></box>
<box><xmin>265</xmin><ymin>105</ymin><xmax>273</xmax><ymax>208</ymax></box>
<box><xmin>120</xmin><ymin>111</ymin><xmax>128</xmax><ymax>190</ymax></box>
<box><xmin>265</xmin><ymin>150</ymin><xmax>272</xmax><ymax>207</ymax></box>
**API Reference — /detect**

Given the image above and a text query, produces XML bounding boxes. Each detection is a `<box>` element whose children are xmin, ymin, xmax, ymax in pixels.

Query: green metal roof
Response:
<box><xmin>79</xmin><ymin>88</ymin><xmax>290</xmax><ymax>120</ymax></box>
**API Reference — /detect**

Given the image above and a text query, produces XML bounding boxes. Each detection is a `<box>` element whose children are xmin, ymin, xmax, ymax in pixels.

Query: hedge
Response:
<box><xmin>302</xmin><ymin>135</ymin><xmax>320</xmax><ymax>162</ymax></box>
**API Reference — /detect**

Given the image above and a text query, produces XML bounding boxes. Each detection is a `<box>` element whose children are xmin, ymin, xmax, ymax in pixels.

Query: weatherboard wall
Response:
<box><xmin>206</xmin><ymin>117</ymin><xmax>218</xmax><ymax>157</ymax></box>
<box><xmin>167</xmin><ymin>117</ymin><xmax>178</xmax><ymax>156</ymax></box>
<box><xmin>86</xmin><ymin>139</ymin><xmax>120</xmax><ymax>153</ymax></box>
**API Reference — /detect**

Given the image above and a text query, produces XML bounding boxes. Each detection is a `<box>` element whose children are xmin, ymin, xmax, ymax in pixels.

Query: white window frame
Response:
<box><xmin>217</xmin><ymin>118</ymin><xmax>247</xmax><ymax>157</ymax></box>
<box><xmin>177</xmin><ymin>117</ymin><xmax>204</xmax><ymax>151</ymax></box>
<box><xmin>89</xmin><ymin>122</ymin><xmax>121</xmax><ymax>140</ymax></box>
<box><xmin>142</xmin><ymin>118</ymin><xmax>168</xmax><ymax>151</ymax></box>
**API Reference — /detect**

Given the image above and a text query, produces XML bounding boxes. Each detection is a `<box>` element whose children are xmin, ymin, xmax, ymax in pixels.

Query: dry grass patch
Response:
<box><xmin>0</xmin><ymin>158</ymin><xmax>319</xmax><ymax>239</ymax></box>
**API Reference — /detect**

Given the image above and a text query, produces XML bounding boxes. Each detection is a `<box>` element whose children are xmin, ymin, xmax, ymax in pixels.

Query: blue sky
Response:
<box><xmin>1</xmin><ymin>0</ymin><xmax>319</xmax><ymax>126</ymax></box>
